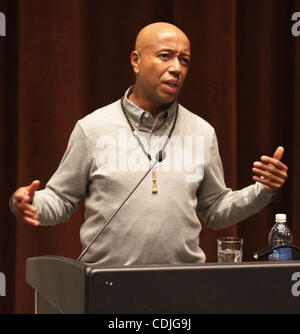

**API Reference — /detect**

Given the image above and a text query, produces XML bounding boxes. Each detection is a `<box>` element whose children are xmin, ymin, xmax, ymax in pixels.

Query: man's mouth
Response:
<box><xmin>165</xmin><ymin>82</ymin><xmax>178</xmax><ymax>87</ymax></box>
<box><xmin>164</xmin><ymin>81</ymin><xmax>179</xmax><ymax>88</ymax></box>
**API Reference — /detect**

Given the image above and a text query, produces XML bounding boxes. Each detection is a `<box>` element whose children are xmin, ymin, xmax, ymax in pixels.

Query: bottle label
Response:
<box><xmin>268</xmin><ymin>247</ymin><xmax>292</xmax><ymax>261</ymax></box>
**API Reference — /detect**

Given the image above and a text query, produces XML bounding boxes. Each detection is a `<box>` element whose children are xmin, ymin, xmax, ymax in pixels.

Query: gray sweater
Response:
<box><xmin>32</xmin><ymin>87</ymin><xmax>275</xmax><ymax>265</ymax></box>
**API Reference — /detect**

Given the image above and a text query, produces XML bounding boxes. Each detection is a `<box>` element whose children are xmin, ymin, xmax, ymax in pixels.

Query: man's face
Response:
<box><xmin>132</xmin><ymin>30</ymin><xmax>191</xmax><ymax>107</ymax></box>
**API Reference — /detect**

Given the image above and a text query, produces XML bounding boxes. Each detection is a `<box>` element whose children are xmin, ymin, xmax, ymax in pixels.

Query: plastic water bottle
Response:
<box><xmin>268</xmin><ymin>213</ymin><xmax>293</xmax><ymax>261</ymax></box>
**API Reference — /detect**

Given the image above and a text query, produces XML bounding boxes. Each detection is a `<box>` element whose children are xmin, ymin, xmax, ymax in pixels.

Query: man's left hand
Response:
<box><xmin>252</xmin><ymin>146</ymin><xmax>288</xmax><ymax>193</ymax></box>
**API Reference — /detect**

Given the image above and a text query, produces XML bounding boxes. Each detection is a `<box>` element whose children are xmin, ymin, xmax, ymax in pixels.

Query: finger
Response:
<box><xmin>13</xmin><ymin>206</ymin><xmax>39</xmax><ymax>224</ymax></box>
<box><xmin>273</xmin><ymin>146</ymin><xmax>284</xmax><ymax>161</ymax></box>
<box><xmin>252</xmin><ymin>175</ymin><xmax>281</xmax><ymax>192</ymax></box>
<box><xmin>252</xmin><ymin>167</ymin><xmax>285</xmax><ymax>184</ymax></box>
<box><xmin>22</xmin><ymin>216</ymin><xmax>40</xmax><ymax>226</ymax></box>
<box><xmin>16</xmin><ymin>201</ymin><xmax>37</xmax><ymax>213</ymax></box>
<box><xmin>26</xmin><ymin>180</ymin><xmax>40</xmax><ymax>199</ymax></box>
<box><xmin>260</xmin><ymin>156</ymin><xmax>288</xmax><ymax>171</ymax></box>
<box><xmin>253</xmin><ymin>161</ymin><xmax>288</xmax><ymax>179</ymax></box>
<box><xmin>23</xmin><ymin>210</ymin><xmax>39</xmax><ymax>219</ymax></box>
<box><xmin>252</xmin><ymin>175</ymin><xmax>280</xmax><ymax>189</ymax></box>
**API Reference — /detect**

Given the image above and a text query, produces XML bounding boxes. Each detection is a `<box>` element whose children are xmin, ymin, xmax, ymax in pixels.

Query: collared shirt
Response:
<box><xmin>33</xmin><ymin>86</ymin><xmax>275</xmax><ymax>265</ymax></box>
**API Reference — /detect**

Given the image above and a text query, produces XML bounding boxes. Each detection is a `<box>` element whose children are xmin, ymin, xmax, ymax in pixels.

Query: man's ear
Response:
<box><xmin>130</xmin><ymin>50</ymin><xmax>140</xmax><ymax>74</ymax></box>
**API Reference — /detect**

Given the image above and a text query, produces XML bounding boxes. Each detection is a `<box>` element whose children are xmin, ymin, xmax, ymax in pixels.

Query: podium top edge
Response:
<box><xmin>86</xmin><ymin>260</ymin><xmax>300</xmax><ymax>273</ymax></box>
<box><xmin>26</xmin><ymin>255</ymin><xmax>300</xmax><ymax>272</ymax></box>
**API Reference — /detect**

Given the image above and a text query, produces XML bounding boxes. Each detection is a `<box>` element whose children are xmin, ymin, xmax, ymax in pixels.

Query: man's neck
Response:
<box><xmin>128</xmin><ymin>88</ymin><xmax>170</xmax><ymax>123</ymax></box>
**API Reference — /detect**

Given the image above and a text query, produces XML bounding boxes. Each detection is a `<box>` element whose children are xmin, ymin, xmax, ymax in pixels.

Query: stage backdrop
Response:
<box><xmin>0</xmin><ymin>0</ymin><xmax>299</xmax><ymax>313</ymax></box>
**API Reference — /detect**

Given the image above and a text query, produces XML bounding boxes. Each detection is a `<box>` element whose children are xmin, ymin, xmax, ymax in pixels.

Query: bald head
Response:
<box><xmin>135</xmin><ymin>22</ymin><xmax>190</xmax><ymax>53</ymax></box>
<box><xmin>129</xmin><ymin>22</ymin><xmax>191</xmax><ymax>113</ymax></box>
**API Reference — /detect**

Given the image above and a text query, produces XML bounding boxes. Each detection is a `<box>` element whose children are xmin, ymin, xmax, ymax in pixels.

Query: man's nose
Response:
<box><xmin>169</xmin><ymin>57</ymin><xmax>182</xmax><ymax>76</ymax></box>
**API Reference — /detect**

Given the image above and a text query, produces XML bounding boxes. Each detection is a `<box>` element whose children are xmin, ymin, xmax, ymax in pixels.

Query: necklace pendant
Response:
<box><xmin>152</xmin><ymin>168</ymin><xmax>157</xmax><ymax>193</ymax></box>
<box><xmin>152</xmin><ymin>180</ymin><xmax>158</xmax><ymax>193</ymax></box>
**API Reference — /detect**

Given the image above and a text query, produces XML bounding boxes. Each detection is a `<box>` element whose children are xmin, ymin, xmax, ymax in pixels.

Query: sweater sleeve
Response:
<box><xmin>196</xmin><ymin>130</ymin><xmax>277</xmax><ymax>230</ymax></box>
<box><xmin>33</xmin><ymin>121</ymin><xmax>91</xmax><ymax>225</ymax></box>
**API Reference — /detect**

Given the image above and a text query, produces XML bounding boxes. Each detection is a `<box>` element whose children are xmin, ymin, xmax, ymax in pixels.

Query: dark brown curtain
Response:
<box><xmin>0</xmin><ymin>0</ymin><xmax>299</xmax><ymax>314</ymax></box>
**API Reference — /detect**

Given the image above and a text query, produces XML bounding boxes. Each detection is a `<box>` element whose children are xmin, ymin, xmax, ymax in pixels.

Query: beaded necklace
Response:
<box><xmin>120</xmin><ymin>97</ymin><xmax>178</xmax><ymax>193</ymax></box>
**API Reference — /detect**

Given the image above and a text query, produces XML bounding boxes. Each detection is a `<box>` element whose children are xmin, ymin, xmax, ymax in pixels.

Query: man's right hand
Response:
<box><xmin>11</xmin><ymin>180</ymin><xmax>41</xmax><ymax>226</ymax></box>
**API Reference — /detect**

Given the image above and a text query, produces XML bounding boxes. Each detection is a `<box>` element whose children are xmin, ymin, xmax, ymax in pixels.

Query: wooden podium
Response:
<box><xmin>26</xmin><ymin>256</ymin><xmax>300</xmax><ymax>314</ymax></box>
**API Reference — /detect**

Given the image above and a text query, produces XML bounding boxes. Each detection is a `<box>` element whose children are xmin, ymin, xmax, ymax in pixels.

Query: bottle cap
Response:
<box><xmin>275</xmin><ymin>213</ymin><xmax>287</xmax><ymax>223</ymax></box>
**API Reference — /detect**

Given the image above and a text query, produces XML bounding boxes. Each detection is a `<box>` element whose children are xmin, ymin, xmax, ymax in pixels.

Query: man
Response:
<box><xmin>10</xmin><ymin>22</ymin><xmax>288</xmax><ymax>265</ymax></box>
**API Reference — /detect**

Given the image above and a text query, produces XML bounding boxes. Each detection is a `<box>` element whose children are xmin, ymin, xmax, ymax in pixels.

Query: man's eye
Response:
<box><xmin>159</xmin><ymin>54</ymin><xmax>169</xmax><ymax>59</ymax></box>
<box><xmin>181</xmin><ymin>57</ymin><xmax>190</xmax><ymax>65</ymax></box>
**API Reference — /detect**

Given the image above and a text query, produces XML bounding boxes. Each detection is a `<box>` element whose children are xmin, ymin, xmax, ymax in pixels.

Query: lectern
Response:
<box><xmin>26</xmin><ymin>256</ymin><xmax>300</xmax><ymax>314</ymax></box>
